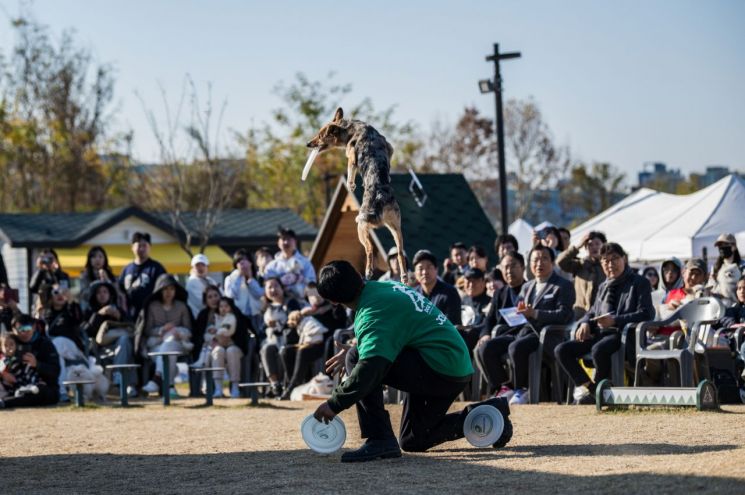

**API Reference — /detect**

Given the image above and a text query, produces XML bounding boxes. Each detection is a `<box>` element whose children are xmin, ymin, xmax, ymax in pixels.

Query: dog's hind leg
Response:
<box><xmin>356</xmin><ymin>220</ymin><xmax>375</xmax><ymax>280</ymax></box>
<box><xmin>382</xmin><ymin>204</ymin><xmax>407</xmax><ymax>284</ymax></box>
<box><xmin>345</xmin><ymin>144</ymin><xmax>358</xmax><ymax>191</ymax></box>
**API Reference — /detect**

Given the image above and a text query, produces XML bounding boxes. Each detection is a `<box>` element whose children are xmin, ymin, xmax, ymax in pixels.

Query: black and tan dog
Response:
<box><xmin>307</xmin><ymin>107</ymin><xmax>407</xmax><ymax>282</ymax></box>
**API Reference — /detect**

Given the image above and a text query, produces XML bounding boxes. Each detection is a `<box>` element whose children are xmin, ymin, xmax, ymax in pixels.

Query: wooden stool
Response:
<box><xmin>191</xmin><ymin>367</ymin><xmax>226</xmax><ymax>406</ymax></box>
<box><xmin>238</xmin><ymin>382</ymin><xmax>272</xmax><ymax>406</ymax></box>
<box><xmin>105</xmin><ymin>364</ymin><xmax>141</xmax><ymax>407</ymax></box>
<box><xmin>62</xmin><ymin>380</ymin><xmax>95</xmax><ymax>407</ymax></box>
<box><xmin>147</xmin><ymin>351</ymin><xmax>183</xmax><ymax>406</ymax></box>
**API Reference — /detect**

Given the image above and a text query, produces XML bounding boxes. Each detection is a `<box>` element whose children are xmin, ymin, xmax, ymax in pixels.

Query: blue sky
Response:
<box><xmin>1</xmin><ymin>0</ymin><xmax>743</xmax><ymax>182</ymax></box>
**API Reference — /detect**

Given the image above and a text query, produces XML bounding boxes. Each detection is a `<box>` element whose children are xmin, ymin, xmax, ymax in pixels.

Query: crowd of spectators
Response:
<box><xmin>1</xmin><ymin>223</ymin><xmax>745</xmax><ymax>410</ymax></box>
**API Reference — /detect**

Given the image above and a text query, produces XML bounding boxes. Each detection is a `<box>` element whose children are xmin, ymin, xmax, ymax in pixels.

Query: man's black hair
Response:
<box><xmin>467</xmin><ymin>245</ymin><xmax>488</xmax><ymax>259</ymax></box>
<box><xmin>600</xmin><ymin>242</ymin><xmax>627</xmax><ymax>259</ymax></box>
<box><xmin>528</xmin><ymin>243</ymin><xmax>556</xmax><ymax>263</ymax></box>
<box><xmin>501</xmin><ymin>251</ymin><xmax>525</xmax><ymax>267</ymax></box>
<box><xmin>494</xmin><ymin>234</ymin><xmax>519</xmax><ymax>255</ymax></box>
<box><xmin>317</xmin><ymin>260</ymin><xmax>364</xmax><ymax>304</ymax></box>
<box><xmin>131</xmin><ymin>232</ymin><xmax>151</xmax><ymax>244</ymax></box>
<box><xmin>450</xmin><ymin>242</ymin><xmax>467</xmax><ymax>251</ymax></box>
<box><xmin>588</xmin><ymin>231</ymin><xmax>607</xmax><ymax>244</ymax></box>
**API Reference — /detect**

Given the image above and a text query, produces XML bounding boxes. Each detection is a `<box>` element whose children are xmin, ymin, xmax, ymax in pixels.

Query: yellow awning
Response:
<box><xmin>56</xmin><ymin>244</ymin><xmax>233</xmax><ymax>276</ymax></box>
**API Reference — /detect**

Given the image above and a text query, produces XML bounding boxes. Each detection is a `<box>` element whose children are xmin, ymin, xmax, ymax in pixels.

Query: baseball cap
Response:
<box><xmin>412</xmin><ymin>249</ymin><xmax>437</xmax><ymax>267</ymax></box>
<box><xmin>714</xmin><ymin>233</ymin><xmax>736</xmax><ymax>247</ymax></box>
<box><xmin>463</xmin><ymin>267</ymin><xmax>485</xmax><ymax>279</ymax></box>
<box><xmin>685</xmin><ymin>258</ymin><xmax>707</xmax><ymax>274</ymax></box>
<box><xmin>191</xmin><ymin>253</ymin><xmax>210</xmax><ymax>267</ymax></box>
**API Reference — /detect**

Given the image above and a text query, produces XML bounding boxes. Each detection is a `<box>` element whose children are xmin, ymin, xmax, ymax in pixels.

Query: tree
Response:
<box><xmin>561</xmin><ymin>161</ymin><xmax>626</xmax><ymax>224</ymax></box>
<box><xmin>504</xmin><ymin>98</ymin><xmax>570</xmax><ymax>220</ymax></box>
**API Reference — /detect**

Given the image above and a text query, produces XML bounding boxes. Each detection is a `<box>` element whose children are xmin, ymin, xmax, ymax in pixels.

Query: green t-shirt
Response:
<box><xmin>354</xmin><ymin>281</ymin><xmax>473</xmax><ymax>378</ymax></box>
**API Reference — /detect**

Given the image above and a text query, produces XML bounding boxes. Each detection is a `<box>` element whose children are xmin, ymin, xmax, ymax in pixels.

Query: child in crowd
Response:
<box><xmin>0</xmin><ymin>332</ymin><xmax>41</xmax><ymax>398</ymax></box>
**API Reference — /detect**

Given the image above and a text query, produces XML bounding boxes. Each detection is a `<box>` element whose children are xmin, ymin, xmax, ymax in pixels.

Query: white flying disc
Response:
<box><xmin>463</xmin><ymin>405</ymin><xmax>504</xmax><ymax>448</ymax></box>
<box><xmin>300</xmin><ymin>414</ymin><xmax>346</xmax><ymax>454</ymax></box>
<box><xmin>301</xmin><ymin>148</ymin><xmax>320</xmax><ymax>181</ymax></box>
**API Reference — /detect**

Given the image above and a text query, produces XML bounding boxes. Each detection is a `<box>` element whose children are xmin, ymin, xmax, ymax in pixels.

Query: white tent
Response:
<box><xmin>571</xmin><ymin>174</ymin><xmax>745</xmax><ymax>263</ymax></box>
<box><xmin>508</xmin><ymin>218</ymin><xmax>534</xmax><ymax>255</ymax></box>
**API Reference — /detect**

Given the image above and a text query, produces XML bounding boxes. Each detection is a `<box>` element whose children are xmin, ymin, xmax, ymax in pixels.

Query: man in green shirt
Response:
<box><xmin>313</xmin><ymin>260</ymin><xmax>513</xmax><ymax>462</ymax></box>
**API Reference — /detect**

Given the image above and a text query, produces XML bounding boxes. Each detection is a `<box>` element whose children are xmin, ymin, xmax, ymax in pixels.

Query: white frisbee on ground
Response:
<box><xmin>301</xmin><ymin>148</ymin><xmax>320</xmax><ymax>181</ymax></box>
<box><xmin>300</xmin><ymin>414</ymin><xmax>346</xmax><ymax>454</ymax></box>
<box><xmin>463</xmin><ymin>405</ymin><xmax>504</xmax><ymax>448</ymax></box>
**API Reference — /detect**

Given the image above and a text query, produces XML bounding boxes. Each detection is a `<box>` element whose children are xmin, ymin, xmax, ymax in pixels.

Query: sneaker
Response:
<box><xmin>142</xmin><ymin>380</ymin><xmax>159</xmax><ymax>394</ymax></box>
<box><xmin>230</xmin><ymin>383</ymin><xmax>241</xmax><ymax>399</ymax></box>
<box><xmin>169</xmin><ymin>387</ymin><xmax>180</xmax><ymax>399</ymax></box>
<box><xmin>572</xmin><ymin>385</ymin><xmax>594</xmax><ymax>405</ymax></box>
<box><xmin>212</xmin><ymin>384</ymin><xmax>224</xmax><ymax>398</ymax></box>
<box><xmin>340</xmin><ymin>438</ymin><xmax>402</xmax><ymax>463</ymax></box>
<box><xmin>508</xmin><ymin>388</ymin><xmax>528</xmax><ymax>405</ymax></box>
<box><xmin>572</xmin><ymin>385</ymin><xmax>590</xmax><ymax>402</ymax></box>
<box><xmin>127</xmin><ymin>386</ymin><xmax>138</xmax><ymax>398</ymax></box>
<box><xmin>495</xmin><ymin>386</ymin><xmax>515</xmax><ymax>401</ymax></box>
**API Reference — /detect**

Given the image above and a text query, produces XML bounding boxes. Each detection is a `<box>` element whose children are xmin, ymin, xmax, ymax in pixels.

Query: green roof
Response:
<box><xmin>353</xmin><ymin>173</ymin><xmax>497</xmax><ymax>265</ymax></box>
<box><xmin>0</xmin><ymin>207</ymin><xmax>316</xmax><ymax>248</ymax></box>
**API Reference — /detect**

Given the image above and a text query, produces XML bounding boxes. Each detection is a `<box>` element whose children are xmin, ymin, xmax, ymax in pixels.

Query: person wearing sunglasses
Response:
<box><xmin>0</xmin><ymin>314</ymin><xmax>61</xmax><ymax>409</ymax></box>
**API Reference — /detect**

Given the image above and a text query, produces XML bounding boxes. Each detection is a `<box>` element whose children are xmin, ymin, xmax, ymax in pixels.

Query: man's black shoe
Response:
<box><xmin>573</xmin><ymin>393</ymin><xmax>595</xmax><ymax>405</ymax></box>
<box><xmin>492</xmin><ymin>416</ymin><xmax>513</xmax><ymax>448</ymax></box>
<box><xmin>340</xmin><ymin>438</ymin><xmax>402</xmax><ymax>463</ymax></box>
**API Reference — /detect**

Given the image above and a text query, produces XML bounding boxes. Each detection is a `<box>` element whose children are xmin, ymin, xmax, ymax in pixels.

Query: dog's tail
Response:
<box><xmin>357</xmin><ymin>185</ymin><xmax>398</xmax><ymax>224</ymax></box>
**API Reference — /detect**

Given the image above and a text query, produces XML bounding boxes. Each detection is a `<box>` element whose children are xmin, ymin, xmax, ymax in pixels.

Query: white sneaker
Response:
<box><xmin>142</xmin><ymin>380</ymin><xmax>159</xmax><ymax>394</ymax></box>
<box><xmin>509</xmin><ymin>388</ymin><xmax>529</xmax><ymax>405</ymax></box>
<box><xmin>573</xmin><ymin>385</ymin><xmax>590</xmax><ymax>402</ymax></box>
<box><xmin>230</xmin><ymin>383</ymin><xmax>241</xmax><ymax>399</ymax></box>
<box><xmin>496</xmin><ymin>386</ymin><xmax>515</xmax><ymax>400</ymax></box>
<box><xmin>127</xmin><ymin>386</ymin><xmax>138</xmax><ymax>398</ymax></box>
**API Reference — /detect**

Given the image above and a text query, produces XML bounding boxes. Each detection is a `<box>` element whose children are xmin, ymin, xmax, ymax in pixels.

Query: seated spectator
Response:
<box><xmin>224</xmin><ymin>249</ymin><xmax>265</xmax><ymax>333</ymax></box>
<box><xmin>265</xmin><ymin>228</ymin><xmax>316</xmax><ymax>300</ymax></box>
<box><xmin>640</xmin><ymin>266</ymin><xmax>660</xmax><ymax>291</ymax></box>
<box><xmin>494</xmin><ymin>234</ymin><xmax>519</xmax><ymax>263</ymax></box>
<box><xmin>0</xmin><ymin>284</ymin><xmax>21</xmax><ymax>333</ymax></box>
<box><xmin>441</xmin><ymin>242</ymin><xmax>468</xmax><ymax>286</ymax></box>
<box><xmin>467</xmin><ymin>245</ymin><xmax>489</xmax><ymax>272</ymax></box>
<box><xmin>301</xmin><ymin>282</ymin><xmax>349</xmax><ymax>363</ymax></box>
<box><xmin>532</xmin><ymin>226</ymin><xmax>567</xmax><ymax>258</ymax></box>
<box><xmin>379</xmin><ymin>247</ymin><xmax>412</xmax><ymax>284</ymax></box>
<box><xmin>119</xmin><ymin>232</ymin><xmax>167</xmax><ymax>320</ymax></box>
<box><xmin>138</xmin><ymin>274</ymin><xmax>193</xmax><ymax>398</ymax></box>
<box><xmin>1</xmin><ymin>331</ymin><xmax>40</xmax><ymax>400</ymax></box>
<box><xmin>259</xmin><ymin>277</ymin><xmax>302</xmax><ymax>397</ymax></box>
<box><xmin>652</xmin><ymin>257</ymin><xmax>684</xmax><ymax>311</ymax></box>
<box><xmin>556</xmin><ymin>231</ymin><xmax>607</xmax><ymax>320</ymax></box>
<box><xmin>186</xmin><ymin>254</ymin><xmax>218</xmax><ymax>319</ymax></box>
<box><xmin>709</xmin><ymin>233</ymin><xmax>745</xmax><ymax>306</ymax></box>
<box><xmin>80</xmin><ymin>281</ymin><xmax>135</xmax><ymax>397</ymax></box>
<box><xmin>0</xmin><ymin>314</ymin><xmax>60</xmax><ymax>409</ymax></box>
<box><xmin>459</xmin><ymin>267</ymin><xmax>491</xmax><ymax>350</ymax></box>
<box><xmin>413</xmin><ymin>250</ymin><xmax>462</xmax><ymax>325</ymax></box>
<box><xmin>192</xmin><ymin>285</ymin><xmax>223</xmax><ymax>368</ymax></box>
<box><xmin>485</xmin><ymin>268</ymin><xmax>505</xmax><ymax>298</ymax></box>
<box><xmin>482</xmin><ymin>247</ymin><xmax>574</xmax><ymax>404</ymax></box>
<box><xmin>29</xmin><ymin>248</ymin><xmax>70</xmax><ymax>313</ymax></box>
<box><xmin>279</xmin><ymin>310</ymin><xmax>328</xmax><ymax>400</ymax></box>
<box><xmin>555</xmin><ymin>242</ymin><xmax>654</xmax><ymax>404</ymax></box>
<box><xmin>475</xmin><ymin>252</ymin><xmax>527</xmax><ymax>396</ymax></box>
<box><xmin>41</xmin><ymin>285</ymin><xmax>85</xmax><ymax>352</ymax></box>
<box><xmin>719</xmin><ymin>276</ymin><xmax>745</xmax><ymax>379</ymax></box>
<box><xmin>79</xmin><ymin>246</ymin><xmax>121</xmax><ymax>313</ymax></box>
<box><xmin>204</xmin><ymin>296</ymin><xmax>244</xmax><ymax>398</ymax></box>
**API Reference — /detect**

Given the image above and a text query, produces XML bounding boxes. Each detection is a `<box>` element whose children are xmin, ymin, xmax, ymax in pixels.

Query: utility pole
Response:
<box><xmin>479</xmin><ymin>43</ymin><xmax>521</xmax><ymax>235</ymax></box>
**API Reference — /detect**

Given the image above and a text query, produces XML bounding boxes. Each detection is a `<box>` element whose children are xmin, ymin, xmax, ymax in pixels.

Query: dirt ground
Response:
<box><xmin>3</xmin><ymin>396</ymin><xmax>744</xmax><ymax>494</ymax></box>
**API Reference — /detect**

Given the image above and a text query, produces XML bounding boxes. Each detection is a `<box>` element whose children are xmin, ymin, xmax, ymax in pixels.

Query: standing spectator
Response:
<box><xmin>79</xmin><ymin>246</ymin><xmax>120</xmax><ymax>313</ymax></box>
<box><xmin>138</xmin><ymin>274</ymin><xmax>193</xmax><ymax>398</ymax></box>
<box><xmin>265</xmin><ymin>228</ymin><xmax>316</xmax><ymax>300</ymax></box>
<box><xmin>29</xmin><ymin>248</ymin><xmax>70</xmax><ymax>312</ymax></box>
<box><xmin>710</xmin><ymin>233</ymin><xmax>745</xmax><ymax>306</ymax></box>
<box><xmin>119</xmin><ymin>232</ymin><xmax>166</xmax><ymax>320</ymax></box>
<box><xmin>494</xmin><ymin>234</ymin><xmax>519</xmax><ymax>263</ymax></box>
<box><xmin>0</xmin><ymin>314</ymin><xmax>60</xmax><ymax>409</ymax></box>
<box><xmin>224</xmin><ymin>249</ymin><xmax>264</xmax><ymax>332</ymax></box>
<box><xmin>459</xmin><ymin>267</ymin><xmax>491</xmax><ymax>350</ymax></box>
<box><xmin>640</xmin><ymin>266</ymin><xmax>660</xmax><ymax>291</ymax></box>
<box><xmin>441</xmin><ymin>242</ymin><xmax>468</xmax><ymax>286</ymax></box>
<box><xmin>555</xmin><ymin>242</ymin><xmax>654</xmax><ymax>403</ymax></box>
<box><xmin>413</xmin><ymin>250</ymin><xmax>462</xmax><ymax>325</ymax></box>
<box><xmin>186</xmin><ymin>254</ymin><xmax>218</xmax><ymax>318</ymax></box>
<box><xmin>558</xmin><ymin>228</ymin><xmax>572</xmax><ymax>252</ymax></box>
<box><xmin>556</xmin><ymin>231</ymin><xmax>607</xmax><ymax>320</ymax></box>
<box><xmin>467</xmin><ymin>245</ymin><xmax>489</xmax><ymax>272</ymax></box>
<box><xmin>254</xmin><ymin>247</ymin><xmax>274</xmax><ymax>285</ymax></box>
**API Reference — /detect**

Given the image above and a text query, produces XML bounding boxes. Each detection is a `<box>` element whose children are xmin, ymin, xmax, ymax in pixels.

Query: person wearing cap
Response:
<box><xmin>459</xmin><ymin>267</ymin><xmax>490</xmax><ymax>350</ymax></box>
<box><xmin>441</xmin><ymin>242</ymin><xmax>468</xmax><ymax>286</ymax></box>
<box><xmin>312</xmin><ymin>260</ymin><xmax>513</xmax><ymax>462</ymax></box>
<box><xmin>118</xmin><ymin>232</ymin><xmax>166</xmax><ymax>320</ymax></box>
<box><xmin>413</xmin><ymin>250</ymin><xmax>462</xmax><ymax>326</ymax></box>
<box><xmin>186</xmin><ymin>253</ymin><xmax>218</xmax><ymax>318</ymax></box>
<box><xmin>264</xmin><ymin>228</ymin><xmax>316</xmax><ymax>300</ymax></box>
<box><xmin>710</xmin><ymin>233</ymin><xmax>745</xmax><ymax>306</ymax></box>
<box><xmin>378</xmin><ymin>246</ymin><xmax>411</xmax><ymax>284</ymax></box>
<box><xmin>0</xmin><ymin>314</ymin><xmax>60</xmax><ymax>409</ymax></box>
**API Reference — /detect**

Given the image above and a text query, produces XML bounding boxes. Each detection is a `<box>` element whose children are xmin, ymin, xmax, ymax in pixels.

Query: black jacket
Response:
<box><xmin>24</xmin><ymin>332</ymin><xmax>61</xmax><ymax>387</ymax></box>
<box><xmin>518</xmin><ymin>273</ymin><xmax>575</xmax><ymax>331</ymax></box>
<box><xmin>720</xmin><ymin>303</ymin><xmax>745</xmax><ymax>329</ymax></box>
<box><xmin>579</xmin><ymin>267</ymin><xmax>655</xmax><ymax>330</ymax></box>
<box><xmin>476</xmin><ymin>283</ymin><xmax>525</xmax><ymax>338</ymax></box>
<box><xmin>418</xmin><ymin>279</ymin><xmax>462</xmax><ymax>326</ymax></box>
<box><xmin>43</xmin><ymin>302</ymin><xmax>84</xmax><ymax>351</ymax></box>
<box><xmin>80</xmin><ymin>281</ymin><xmax>125</xmax><ymax>340</ymax></box>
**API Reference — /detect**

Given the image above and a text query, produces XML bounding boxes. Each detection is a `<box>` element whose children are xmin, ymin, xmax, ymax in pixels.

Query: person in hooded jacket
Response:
<box><xmin>709</xmin><ymin>233</ymin><xmax>745</xmax><ymax>307</ymax></box>
<box><xmin>651</xmin><ymin>257</ymin><xmax>684</xmax><ymax>317</ymax></box>
<box><xmin>136</xmin><ymin>274</ymin><xmax>193</xmax><ymax>397</ymax></box>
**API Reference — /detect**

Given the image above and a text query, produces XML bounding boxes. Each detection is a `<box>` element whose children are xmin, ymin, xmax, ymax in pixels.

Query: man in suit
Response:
<box><xmin>484</xmin><ymin>245</ymin><xmax>575</xmax><ymax>404</ymax></box>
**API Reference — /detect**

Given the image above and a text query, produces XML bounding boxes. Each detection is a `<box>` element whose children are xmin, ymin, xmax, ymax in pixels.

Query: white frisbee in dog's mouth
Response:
<box><xmin>301</xmin><ymin>148</ymin><xmax>320</xmax><ymax>181</ymax></box>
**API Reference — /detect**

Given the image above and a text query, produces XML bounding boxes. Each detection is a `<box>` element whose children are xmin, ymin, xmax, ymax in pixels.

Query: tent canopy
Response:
<box><xmin>508</xmin><ymin>218</ymin><xmax>534</xmax><ymax>256</ymax></box>
<box><xmin>571</xmin><ymin>174</ymin><xmax>745</xmax><ymax>263</ymax></box>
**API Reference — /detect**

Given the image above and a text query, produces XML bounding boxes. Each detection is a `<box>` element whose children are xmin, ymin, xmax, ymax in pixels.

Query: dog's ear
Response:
<box><xmin>332</xmin><ymin>107</ymin><xmax>343</xmax><ymax>123</ymax></box>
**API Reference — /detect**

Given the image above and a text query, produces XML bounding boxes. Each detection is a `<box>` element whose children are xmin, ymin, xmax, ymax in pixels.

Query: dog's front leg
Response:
<box><xmin>345</xmin><ymin>144</ymin><xmax>358</xmax><ymax>191</ymax></box>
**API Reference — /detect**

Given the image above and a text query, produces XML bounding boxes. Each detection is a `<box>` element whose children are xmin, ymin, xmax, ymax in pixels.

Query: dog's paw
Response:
<box><xmin>347</xmin><ymin>181</ymin><xmax>356</xmax><ymax>191</ymax></box>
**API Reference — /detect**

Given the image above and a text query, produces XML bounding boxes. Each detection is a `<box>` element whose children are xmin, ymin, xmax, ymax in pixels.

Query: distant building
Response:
<box><xmin>691</xmin><ymin>166</ymin><xmax>730</xmax><ymax>188</ymax></box>
<box><xmin>637</xmin><ymin>162</ymin><xmax>684</xmax><ymax>190</ymax></box>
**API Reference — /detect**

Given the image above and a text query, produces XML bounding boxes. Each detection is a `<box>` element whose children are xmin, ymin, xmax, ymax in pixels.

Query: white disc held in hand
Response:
<box><xmin>301</xmin><ymin>148</ymin><xmax>320</xmax><ymax>181</ymax></box>
<box><xmin>301</xmin><ymin>414</ymin><xmax>346</xmax><ymax>454</ymax></box>
<box><xmin>463</xmin><ymin>405</ymin><xmax>504</xmax><ymax>448</ymax></box>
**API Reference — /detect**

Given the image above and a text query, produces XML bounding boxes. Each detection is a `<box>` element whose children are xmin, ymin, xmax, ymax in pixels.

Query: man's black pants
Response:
<box><xmin>280</xmin><ymin>343</ymin><xmax>325</xmax><ymax>391</ymax></box>
<box><xmin>345</xmin><ymin>347</ymin><xmax>470</xmax><ymax>452</ymax></box>
<box><xmin>554</xmin><ymin>331</ymin><xmax>621</xmax><ymax>386</ymax></box>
